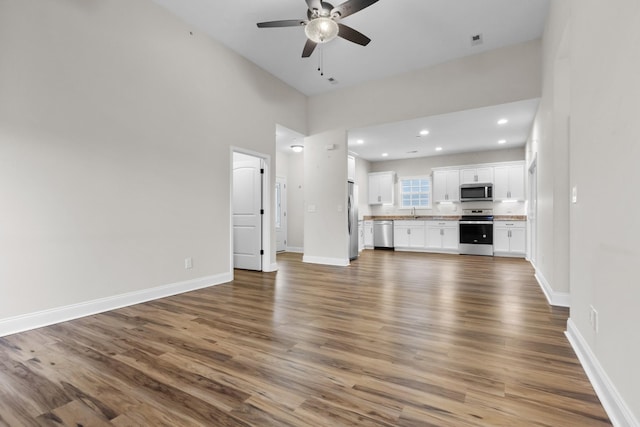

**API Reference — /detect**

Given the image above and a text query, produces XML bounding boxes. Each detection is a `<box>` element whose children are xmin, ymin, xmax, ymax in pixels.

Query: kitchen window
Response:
<box><xmin>400</xmin><ymin>176</ymin><xmax>431</xmax><ymax>209</ymax></box>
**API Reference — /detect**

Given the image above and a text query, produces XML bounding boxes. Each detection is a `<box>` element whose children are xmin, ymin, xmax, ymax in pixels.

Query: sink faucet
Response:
<box><xmin>411</xmin><ymin>206</ymin><xmax>416</xmax><ymax>218</ymax></box>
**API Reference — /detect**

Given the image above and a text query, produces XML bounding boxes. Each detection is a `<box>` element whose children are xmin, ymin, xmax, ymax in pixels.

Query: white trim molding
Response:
<box><xmin>0</xmin><ymin>272</ymin><xmax>232</xmax><ymax>338</ymax></box>
<box><xmin>534</xmin><ymin>269</ymin><xmax>570</xmax><ymax>307</ymax></box>
<box><xmin>566</xmin><ymin>319</ymin><xmax>639</xmax><ymax>427</ymax></box>
<box><xmin>285</xmin><ymin>246</ymin><xmax>304</xmax><ymax>253</ymax></box>
<box><xmin>302</xmin><ymin>255</ymin><xmax>349</xmax><ymax>267</ymax></box>
<box><xmin>264</xmin><ymin>262</ymin><xmax>278</xmax><ymax>273</ymax></box>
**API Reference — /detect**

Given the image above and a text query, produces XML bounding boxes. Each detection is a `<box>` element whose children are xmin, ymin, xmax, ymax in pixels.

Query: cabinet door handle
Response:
<box><xmin>475</xmin><ymin>174</ymin><xmax>478</xmax><ymax>182</ymax></box>
<box><xmin>407</xmin><ymin>229</ymin><xmax>411</xmax><ymax>235</ymax></box>
<box><xmin>440</xmin><ymin>229</ymin><xmax>444</xmax><ymax>236</ymax></box>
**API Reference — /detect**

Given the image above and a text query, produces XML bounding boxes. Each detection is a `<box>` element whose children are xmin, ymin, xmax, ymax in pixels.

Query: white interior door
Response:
<box><xmin>233</xmin><ymin>153</ymin><xmax>263</xmax><ymax>271</ymax></box>
<box><xmin>275</xmin><ymin>176</ymin><xmax>287</xmax><ymax>252</ymax></box>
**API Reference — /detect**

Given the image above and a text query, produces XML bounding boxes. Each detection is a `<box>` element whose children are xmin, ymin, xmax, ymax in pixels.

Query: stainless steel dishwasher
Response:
<box><xmin>373</xmin><ymin>220</ymin><xmax>394</xmax><ymax>248</ymax></box>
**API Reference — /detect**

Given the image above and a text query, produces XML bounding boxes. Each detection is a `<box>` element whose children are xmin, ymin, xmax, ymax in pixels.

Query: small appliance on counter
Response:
<box><xmin>459</xmin><ymin>209</ymin><xmax>494</xmax><ymax>256</ymax></box>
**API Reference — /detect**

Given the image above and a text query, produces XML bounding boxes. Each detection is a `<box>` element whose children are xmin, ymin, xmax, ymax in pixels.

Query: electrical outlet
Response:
<box><xmin>185</xmin><ymin>257</ymin><xmax>193</xmax><ymax>269</ymax></box>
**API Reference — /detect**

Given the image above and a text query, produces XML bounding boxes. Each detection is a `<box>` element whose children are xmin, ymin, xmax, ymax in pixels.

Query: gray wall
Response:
<box><xmin>308</xmin><ymin>40</ymin><xmax>542</xmax><ymax>134</ymax></box>
<box><xmin>532</xmin><ymin>1</ymin><xmax>640</xmax><ymax>423</ymax></box>
<box><xmin>0</xmin><ymin>0</ymin><xmax>306</xmax><ymax>321</ymax></box>
<box><xmin>276</xmin><ymin>150</ymin><xmax>305</xmax><ymax>251</ymax></box>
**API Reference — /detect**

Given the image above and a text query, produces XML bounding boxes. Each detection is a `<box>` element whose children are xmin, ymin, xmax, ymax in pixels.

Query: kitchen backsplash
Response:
<box><xmin>368</xmin><ymin>200</ymin><xmax>525</xmax><ymax>218</ymax></box>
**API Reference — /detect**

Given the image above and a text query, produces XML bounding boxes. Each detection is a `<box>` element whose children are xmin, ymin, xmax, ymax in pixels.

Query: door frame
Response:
<box><xmin>275</xmin><ymin>175</ymin><xmax>287</xmax><ymax>252</ymax></box>
<box><xmin>527</xmin><ymin>153</ymin><xmax>538</xmax><ymax>265</ymax></box>
<box><xmin>230</xmin><ymin>147</ymin><xmax>276</xmax><ymax>275</ymax></box>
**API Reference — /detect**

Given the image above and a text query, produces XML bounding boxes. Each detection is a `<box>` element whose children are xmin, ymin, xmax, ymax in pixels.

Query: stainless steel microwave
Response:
<box><xmin>460</xmin><ymin>183</ymin><xmax>493</xmax><ymax>202</ymax></box>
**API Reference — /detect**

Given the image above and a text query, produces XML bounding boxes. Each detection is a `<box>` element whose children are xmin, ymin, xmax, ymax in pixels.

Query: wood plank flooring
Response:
<box><xmin>0</xmin><ymin>251</ymin><xmax>611</xmax><ymax>426</ymax></box>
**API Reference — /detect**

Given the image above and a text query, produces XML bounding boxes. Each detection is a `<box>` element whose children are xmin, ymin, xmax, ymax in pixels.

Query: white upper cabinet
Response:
<box><xmin>460</xmin><ymin>167</ymin><xmax>494</xmax><ymax>184</ymax></box>
<box><xmin>347</xmin><ymin>155</ymin><xmax>356</xmax><ymax>182</ymax></box>
<box><xmin>494</xmin><ymin>163</ymin><xmax>525</xmax><ymax>201</ymax></box>
<box><xmin>368</xmin><ymin>171</ymin><xmax>395</xmax><ymax>205</ymax></box>
<box><xmin>433</xmin><ymin>170</ymin><xmax>460</xmax><ymax>202</ymax></box>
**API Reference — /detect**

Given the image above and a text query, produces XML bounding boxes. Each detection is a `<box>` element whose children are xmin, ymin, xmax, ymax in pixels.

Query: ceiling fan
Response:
<box><xmin>256</xmin><ymin>0</ymin><xmax>380</xmax><ymax>58</ymax></box>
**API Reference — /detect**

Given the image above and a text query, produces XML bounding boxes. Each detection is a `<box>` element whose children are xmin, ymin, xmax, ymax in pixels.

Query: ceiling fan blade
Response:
<box><xmin>337</xmin><ymin>23</ymin><xmax>371</xmax><ymax>46</ymax></box>
<box><xmin>302</xmin><ymin>39</ymin><xmax>318</xmax><ymax>57</ymax></box>
<box><xmin>331</xmin><ymin>0</ymin><xmax>379</xmax><ymax>19</ymax></box>
<box><xmin>257</xmin><ymin>19</ymin><xmax>305</xmax><ymax>28</ymax></box>
<box><xmin>305</xmin><ymin>0</ymin><xmax>323</xmax><ymax>13</ymax></box>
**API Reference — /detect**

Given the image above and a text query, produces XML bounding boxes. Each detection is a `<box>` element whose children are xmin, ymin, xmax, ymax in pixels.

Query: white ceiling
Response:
<box><xmin>348</xmin><ymin>98</ymin><xmax>540</xmax><ymax>161</ymax></box>
<box><xmin>152</xmin><ymin>0</ymin><xmax>550</xmax><ymax>96</ymax></box>
<box><xmin>152</xmin><ymin>0</ymin><xmax>549</xmax><ymax>161</ymax></box>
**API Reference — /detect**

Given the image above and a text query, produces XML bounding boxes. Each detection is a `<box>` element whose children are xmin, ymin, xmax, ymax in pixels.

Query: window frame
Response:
<box><xmin>399</xmin><ymin>175</ymin><xmax>432</xmax><ymax>210</ymax></box>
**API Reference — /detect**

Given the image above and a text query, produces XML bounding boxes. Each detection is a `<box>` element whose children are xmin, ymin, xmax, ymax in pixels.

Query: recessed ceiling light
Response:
<box><xmin>419</xmin><ymin>129</ymin><xmax>430</xmax><ymax>136</ymax></box>
<box><xmin>498</xmin><ymin>139</ymin><xmax>507</xmax><ymax>144</ymax></box>
<box><xmin>435</xmin><ymin>147</ymin><xmax>443</xmax><ymax>152</ymax></box>
<box><xmin>356</xmin><ymin>139</ymin><xmax>364</xmax><ymax>145</ymax></box>
<box><xmin>497</xmin><ymin>118</ymin><xmax>509</xmax><ymax>125</ymax></box>
<box><xmin>381</xmin><ymin>153</ymin><xmax>389</xmax><ymax>157</ymax></box>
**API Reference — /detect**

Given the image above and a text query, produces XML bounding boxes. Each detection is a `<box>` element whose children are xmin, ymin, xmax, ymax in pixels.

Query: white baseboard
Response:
<box><xmin>302</xmin><ymin>255</ymin><xmax>349</xmax><ymax>267</ymax></box>
<box><xmin>566</xmin><ymin>319</ymin><xmax>639</xmax><ymax>427</ymax></box>
<box><xmin>0</xmin><ymin>272</ymin><xmax>232</xmax><ymax>338</ymax></box>
<box><xmin>285</xmin><ymin>246</ymin><xmax>304</xmax><ymax>253</ymax></box>
<box><xmin>263</xmin><ymin>262</ymin><xmax>278</xmax><ymax>272</ymax></box>
<box><xmin>534</xmin><ymin>269</ymin><xmax>570</xmax><ymax>307</ymax></box>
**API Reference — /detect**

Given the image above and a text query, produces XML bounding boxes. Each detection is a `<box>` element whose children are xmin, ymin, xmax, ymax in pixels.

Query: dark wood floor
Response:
<box><xmin>0</xmin><ymin>251</ymin><xmax>610</xmax><ymax>426</ymax></box>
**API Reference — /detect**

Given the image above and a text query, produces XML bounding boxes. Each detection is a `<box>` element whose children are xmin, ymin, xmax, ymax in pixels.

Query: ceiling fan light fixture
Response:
<box><xmin>305</xmin><ymin>17</ymin><xmax>339</xmax><ymax>43</ymax></box>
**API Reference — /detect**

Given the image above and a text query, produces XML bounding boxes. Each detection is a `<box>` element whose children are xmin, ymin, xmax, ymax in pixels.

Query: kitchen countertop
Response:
<box><xmin>363</xmin><ymin>215</ymin><xmax>527</xmax><ymax>221</ymax></box>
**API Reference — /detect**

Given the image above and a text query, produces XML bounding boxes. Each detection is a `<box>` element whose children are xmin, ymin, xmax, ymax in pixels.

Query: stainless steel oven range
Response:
<box><xmin>459</xmin><ymin>209</ymin><xmax>494</xmax><ymax>256</ymax></box>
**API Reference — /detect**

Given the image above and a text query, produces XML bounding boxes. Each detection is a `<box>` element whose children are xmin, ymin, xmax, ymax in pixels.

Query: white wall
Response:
<box><xmin>303</xmin><ymin>130</ymin><xmax>349</xmax><ymax>265</ymax></box>
<box><xmin>533</xmin><ymin>1</ymin><xmax>640</xmax><ymax>424</ymax></box>
<box><xmin>527</xmin><ymin>1</ymin><xmax>572</xmax><ymax>301</ymax></box>
<box><xmin>308</xmin><ymin>40</ymin><xmax>542</xmax><ymax>135</ymax></box>
<box><xmin>276</xmin><ymin>150</ymin><xmax>305</xmax><ymax>251</ymax></box>
<box><xmin>368</xmin><ymin>148</ymin><xmax>526</xmax><ymax>217</ymax></box>
<box><xmin>0</xmin><ymin>0</ymin><xmax>306</xmax><ymax>327</ymax></box>
<box><xmin>354</xmin><ymin>156</ymin><xmax>372</xmax><ymax>220</ymax></box>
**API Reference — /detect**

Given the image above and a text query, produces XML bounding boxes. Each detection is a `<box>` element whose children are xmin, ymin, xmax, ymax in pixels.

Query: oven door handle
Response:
<box><xmin>459</xmin><ymin>221</ymin><xmax>494</xmax><ymax>225</ymax></box>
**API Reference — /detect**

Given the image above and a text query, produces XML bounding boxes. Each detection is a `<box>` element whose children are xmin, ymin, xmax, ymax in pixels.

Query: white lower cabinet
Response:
<box><xmin>425</xmin><ymin>221</ymin><xmax>459</xmax><ymax>253</ymax></box>
<box><xmin>364</xmin><ymin>220</ymin><xmax>374</xmax><ymax>248</ymax></box>
<box><xmin>358</xmin><ymin>220</ymin><xmax>364</xmax><ymax>252</ymax></box>
<box><xmin>393</xmin><ymin>221</ymin><xmax>426</xmax><ymax>250</ymax></box>
<box><xmin>493</xmin><ymin>221</ymin><xmax>526</xmax><ymax>257</ymax></box>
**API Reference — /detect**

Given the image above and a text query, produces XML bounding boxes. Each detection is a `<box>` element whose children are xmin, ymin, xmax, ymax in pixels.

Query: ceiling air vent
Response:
<box><xmin>471</xmin><ymin>33</ymin><xmax>483</xmax><ymax>46</ymax></box>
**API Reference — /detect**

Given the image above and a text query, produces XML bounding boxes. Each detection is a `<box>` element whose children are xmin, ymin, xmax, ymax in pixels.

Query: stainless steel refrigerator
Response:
<box><xmin>348</xmin><ymin>181</ymin><xmax>359</xmax><ymax>261</ymax></box>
